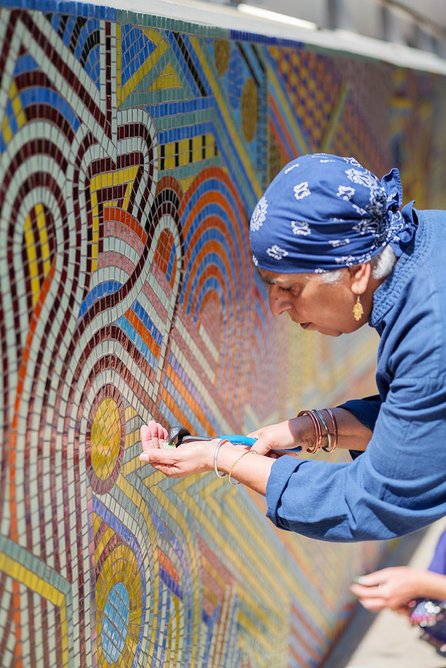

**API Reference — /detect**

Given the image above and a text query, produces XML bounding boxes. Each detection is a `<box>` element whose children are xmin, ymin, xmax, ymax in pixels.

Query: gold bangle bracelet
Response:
<box><xmin>297</xmin><ymin>410</ymin><xmax>321</xmax><ymax>453</ymax></box>
<box><xmin>314</xmin><ymin>409</ymin><xmax>333</xmax><ymax>452</ymax></box>
<box><xmin>324</xmin><ymin>408</ymin><xmax>338</xmax><ymax>451</ymax></box>
<box><xmin>228</xmin><ymin>449</ymin><xmax>259</xmax><ymax>486</ymax></box>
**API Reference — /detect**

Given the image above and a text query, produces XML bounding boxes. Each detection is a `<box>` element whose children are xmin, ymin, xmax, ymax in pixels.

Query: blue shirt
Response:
<box><xmin>266</xmin><ymin>208</ymin><xmax>446</xmax><ymax>541</ymax></box>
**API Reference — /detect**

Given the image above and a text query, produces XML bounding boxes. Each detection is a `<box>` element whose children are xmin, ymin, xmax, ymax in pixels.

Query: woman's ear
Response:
<box><xmin>348</xmin><ymin>263</ymin><xmax>372</xmax><ymax>295</ymax></box>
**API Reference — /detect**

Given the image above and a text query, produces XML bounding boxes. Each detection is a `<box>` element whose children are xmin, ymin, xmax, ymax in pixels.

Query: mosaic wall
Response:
<box><xmin>1</xmin><ymin>1</ymin><xmax>446</xmax><ymax>666</ymax></box>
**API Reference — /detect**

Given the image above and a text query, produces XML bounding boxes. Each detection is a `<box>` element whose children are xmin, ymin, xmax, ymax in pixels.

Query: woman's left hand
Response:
<box><xmin>140</xmin><ymin>421</ymin><xmax>275</xmax><ymax>495</ymax></box>
<box><xmin>140</xmin><ymin>421</ymin><xmax>215</xmax><ymax>477</ymax></box>
<box><xmin>140</xmin><ymin>420</ymin><xmax>169</xmax><ymax>450</ymax></box>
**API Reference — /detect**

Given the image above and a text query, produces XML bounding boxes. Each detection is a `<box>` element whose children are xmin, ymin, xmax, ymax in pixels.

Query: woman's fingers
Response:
<box><xmin>140</xmin><ymin>420</ymin><xmax>168</xmax><ymax>450</ymax></box>
<box><xmin>248</xmin><ymin>422</ymin><xmax>300</xmax><ymax>454</ymax></box>
<box><xmin>139</xmin><ymin>439</ymin><xmax>209</xmax><ymax>478</ymax></box>
<box><xmin>140</xmin><ymin>448</ymin><xmax>175</xmax><ymax>465</ymax></box>
<box><xmin>140</xmin><ymin>421</ymin><xmax>191</xmax><ymax>477</ymax></box>
<box><xmin>247</xmin><ymin>430</ymin><xmax>261</xmax><ymax>438</ymax></box>
<box><xmin>139</xmin><ymin>446</ymin><xmax>183</xmax><ymax>476</ymax></box>
<box><xmin>248</xmin><ymin>438</ymin><xmax>270</xmax><ymax>455</ymax></box>
<box><xmin>149</xmin><ymin>420</ymin><xmax>168</xmax><ymax>444</ymax></box>
<box><xmin>140</xmin><ymin>424</ymin><xmax>152</xmax><ymax>449</ymax></box>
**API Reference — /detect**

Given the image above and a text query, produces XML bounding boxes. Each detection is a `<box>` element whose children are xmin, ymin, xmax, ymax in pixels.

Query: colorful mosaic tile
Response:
<box><xmin>1</xmin><ymin>2</ymin><xmax>446</xmax><ymax>667</ymax></box>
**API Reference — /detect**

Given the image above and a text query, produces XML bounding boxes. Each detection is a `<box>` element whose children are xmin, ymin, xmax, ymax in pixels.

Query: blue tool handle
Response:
<box><xmin>220</xmin><ymin>434</ymin><xmax>301</xmax><ymax>453</ymax></box>
<box><xmin>220</xmin><ymin>434</ymin><xmax>257</xmax><ymax>446</ymax></box>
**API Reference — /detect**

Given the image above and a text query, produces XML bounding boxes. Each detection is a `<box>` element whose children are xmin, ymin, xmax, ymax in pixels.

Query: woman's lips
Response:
<box><xmin>300</xmin><ymin>322</ymin><xmax>310</xmax><ymax>329</ymax></box>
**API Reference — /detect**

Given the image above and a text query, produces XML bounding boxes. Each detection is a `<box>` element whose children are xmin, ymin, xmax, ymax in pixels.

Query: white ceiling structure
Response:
<box><xmin>206</xmin><ymin>0</ymin><xmax>446</xmax><ymax>57</ymax></box>
<box><xmin>93</xmin><ymin>0</ymin><xmax>446</xmax><ymax>72</ymax></box>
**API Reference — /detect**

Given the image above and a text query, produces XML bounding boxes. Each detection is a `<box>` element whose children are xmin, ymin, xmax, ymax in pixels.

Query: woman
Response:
<box><xmin>140</xmin><ymin>153</ymin><xmax>446</xmax><ymax>542</ymax></box>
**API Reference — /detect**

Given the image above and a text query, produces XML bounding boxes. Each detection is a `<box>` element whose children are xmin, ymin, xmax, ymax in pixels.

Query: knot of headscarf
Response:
<box><xmin>249</xmin><ymin>153</ymin><xmax>417</xmax><ymax>273</ymax></box>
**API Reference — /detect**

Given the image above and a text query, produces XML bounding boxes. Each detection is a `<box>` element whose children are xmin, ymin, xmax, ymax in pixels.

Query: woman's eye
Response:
<box><xmin>283</xmin><ymin>285</ymin><xmax>300</xmax><ymax>295</ymax></box>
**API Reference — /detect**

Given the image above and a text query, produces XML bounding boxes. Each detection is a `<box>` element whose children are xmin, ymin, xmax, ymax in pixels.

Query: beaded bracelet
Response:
<box><xmin>213</xmin><ymin>439</ymin><xmax>229</xmax><ymax>478</ymax></box>
<box><xmin>228</xmin><ymin>449</ymin><xmax>259</xmax><ymax>486</ymax></box>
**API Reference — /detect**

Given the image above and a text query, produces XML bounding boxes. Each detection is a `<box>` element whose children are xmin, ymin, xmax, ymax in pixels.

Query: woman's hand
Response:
<box><xmin>248</xmin><ymin>416</ymin><xmax>314</xmax><ymax>455</ymax></box>
<box><xmin>139</xmin><ymin>421</ymin><xmax>274</xmax><ymax>495</ymax></box>
<box><xmin>249</xmin><ymin>408</ymin><xmax>373</xmax><ymax>455</ymax></box>
<box><xmin>140</xmin><ymin>421</ymin><xmax>214</xmax><ymax>477</ymax></box>
<box><xmin>140</xmin><ymin>420</ymin><xmax>169</xmax><ymax>450</ymax></box>
<box><xmin>350</xmin><ymin>567</ymin><xmax>430</xmax><ymax>613</ymax></box>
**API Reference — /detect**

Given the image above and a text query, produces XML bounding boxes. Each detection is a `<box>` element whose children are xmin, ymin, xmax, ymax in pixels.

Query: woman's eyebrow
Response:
<box><xmin>265</xmin><ymin>278</ymin><xmax>293</xmax><ymax>289</ymax></box>
<box><xmin>260</xmin><ymin>276</ymin><xmax>280</xmax><ymax>286</ymax></box>
<box><xmin>256</xmin><ymin>269</ymin><xmax>282</xmax><ymax>286</ymax></box>
<box><xmin>255</xmin><ymin>269</ymin><xmax>298</xmax><ymax>288</ymax></box>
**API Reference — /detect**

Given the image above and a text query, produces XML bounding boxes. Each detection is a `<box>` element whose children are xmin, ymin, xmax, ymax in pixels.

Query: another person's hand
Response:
<box><xmin>351</xmin><ymin>567</ymin><xmax>430</xmax><ymax>614</ymax></box>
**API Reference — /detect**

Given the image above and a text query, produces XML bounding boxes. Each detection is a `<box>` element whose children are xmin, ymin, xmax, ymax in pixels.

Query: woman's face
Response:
<box><xmin>258</xmin><ymin>268</ymin><xmax>371</xmax><ymax>336</ymax></box>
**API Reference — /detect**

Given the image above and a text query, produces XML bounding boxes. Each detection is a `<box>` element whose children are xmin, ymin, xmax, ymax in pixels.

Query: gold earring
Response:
<box><xmin>353</xmin><ymin>295</ymin><xmax>364</xmax><ymax>321</ymax></box>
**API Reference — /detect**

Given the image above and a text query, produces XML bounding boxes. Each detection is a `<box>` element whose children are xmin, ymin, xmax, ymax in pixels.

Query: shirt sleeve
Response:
<box><xmin>338</xmin><ymin>394</ymin><xmax>381</xmax><ymax>430</ymax></box>
<box><xmin>266</xmin><ymin>376</ymin><xmax>446</xmax><ymax>542</ymax></box>
<box><xmin>338</xmin><ymin>394</ymin><xmax>381</xmax><ymax>459</ymax></box>
<box><xmin>338</xmin><ymin>394</ymin><xmax>381</xmax><ymax>460</ymax></box>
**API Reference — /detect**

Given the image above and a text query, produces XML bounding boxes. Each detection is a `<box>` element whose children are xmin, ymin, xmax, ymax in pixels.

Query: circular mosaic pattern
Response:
<box><xmin>86</xmin><ymin>384</ymin><xmax>125</xmax><ymax>494</ymax></box>
<box><xmin>241</xmin><ymin>78</ymin><xmax>258</xmax><ymax>142</ymax></box>
<box><xmin>214</xmin><ymin>39</ymin><xmax>230</xmax><ymax>76</ymax></box>
<box><xmin>91</xmin><ymin>398</ymin><xmax>122</xmax><ymax>479</ymax></box>
<box><xmin>102</xmin><ymin>582</ymin><xmax>130</xmax><ymax>663</ymax></box>
<box><xmin>96</xmin><ymin>537</ymin><xmax>144</xmax><ymax>667</ymax></box>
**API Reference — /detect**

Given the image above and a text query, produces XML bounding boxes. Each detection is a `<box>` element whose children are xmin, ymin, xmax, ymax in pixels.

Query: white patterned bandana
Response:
<box><xmin>249</xmin><ymin>153</ymin><xmax>417</xmax><ymax>273</ymax></box>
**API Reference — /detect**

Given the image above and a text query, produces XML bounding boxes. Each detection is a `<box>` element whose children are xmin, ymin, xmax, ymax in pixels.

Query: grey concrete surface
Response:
<box><xmin>323</xmin><ymin>521</ymin><xmax>446</xmax><ymax>668</ymax></box>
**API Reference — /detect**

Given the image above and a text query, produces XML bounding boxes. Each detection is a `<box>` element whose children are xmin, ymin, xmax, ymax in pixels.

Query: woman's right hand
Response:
<box><xmin>248</xmin><ymin>415</ymin><xmax>315</xmax><ymax>455</ymax></box>
<box><xmin>250</xmin><ymin>408</ymin><xmax>374</xmax><ymax>455</ymax></box>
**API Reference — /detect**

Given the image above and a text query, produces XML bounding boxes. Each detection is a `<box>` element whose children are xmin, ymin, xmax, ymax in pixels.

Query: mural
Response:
<box><xmin>1</xmin><ymin>1</ymin><xmax>446</xmax><ymax>666</ymax></box>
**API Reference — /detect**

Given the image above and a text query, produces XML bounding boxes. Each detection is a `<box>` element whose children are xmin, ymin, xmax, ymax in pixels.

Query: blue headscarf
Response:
<box><xmin>249</xmin><ymin>153</ymin><xmax>417</xmax><ymax>273</ymax></box>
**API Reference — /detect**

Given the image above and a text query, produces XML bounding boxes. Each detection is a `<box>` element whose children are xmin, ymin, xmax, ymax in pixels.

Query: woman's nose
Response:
<box><xmin>268</xmin><ymin>285</ymin><xmax>292</xmax><ymax>316</ymax></box>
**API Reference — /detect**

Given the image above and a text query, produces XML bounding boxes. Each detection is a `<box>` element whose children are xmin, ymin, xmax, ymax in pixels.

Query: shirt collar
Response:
<box><xmin>369</xmin><ymin>203</ymin><xmax>430</xmax><ymax>328</ymax></box>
